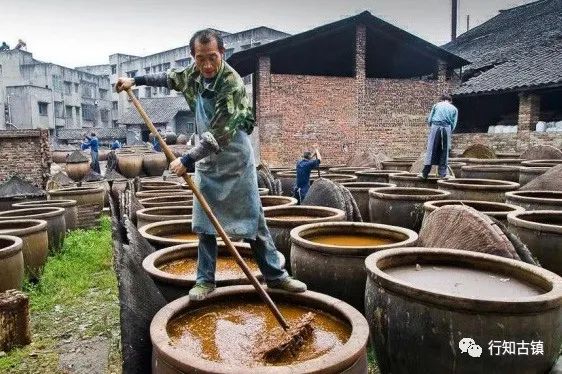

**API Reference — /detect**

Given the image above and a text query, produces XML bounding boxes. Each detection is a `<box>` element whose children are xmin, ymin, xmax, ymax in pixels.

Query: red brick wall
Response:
<box><xmin>255</xmin><ymin>24</ymin><xmax>454</xmax><ymax>167</ymax></box>
<box><xmin>0</xmin><ymin>130</ymin><xmax>51</xmax><ymax>188</ymax></box>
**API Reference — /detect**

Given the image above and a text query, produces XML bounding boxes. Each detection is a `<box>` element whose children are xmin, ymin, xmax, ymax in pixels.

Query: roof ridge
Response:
<box><xmin>498</xmin><ymin>0</ymin><xmax>549</xmax><ymax>13</ymax></box>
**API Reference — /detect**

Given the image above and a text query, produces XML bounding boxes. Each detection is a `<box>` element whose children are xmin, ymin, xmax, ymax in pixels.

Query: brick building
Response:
<box><xmin>443</xmin><ymin>0</ymin><xmax>562</xmax><ymax>152</ymax></box>
<box><xmin>228</xmin><ymin>11</ymin><xmax>467</xmax><ymax>166</ymax></box>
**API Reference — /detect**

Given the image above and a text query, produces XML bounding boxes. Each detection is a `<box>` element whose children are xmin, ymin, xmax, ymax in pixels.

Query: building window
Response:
<box><xmin>163</xmin><ymin>62</ymin><xmax>171</xmax><ymax>71</ymax></box>
<box><xmin>82</xmin><ymin>104</ymin><xmax>96</xmax><ymax>121</ymax></box>
<box><xmin>126</xmin><ymin>70</ymin><xmax>137</xmax><ymax>78</ymax></box>
<box><xmin>176</xmin><ymin>58</ymin><xmax>191</xmax><ymax>67</ymax></box>
<box><xmin>54</xmin><ymin>101</ymin><xmax>64</xmax><ymax>118</ymax></box>
<box><xmin>112</xmin><ymin>120</ymin><xmax>118</xmax><ymax>128</ymax></box>
<box><xmin>152</xmin><ymin>87</ymin><xmax>158</xmax><ymax>96</ymax></box>
<box><xmin>157</xmin><ymin>64</ymin><xmax>163</xmax><ymax>72</ymax></box>
<box><xmin>130</xmin><ymin>88</ymin><xmax>139</xmax><ymax>100</ymax></box>
<box><xmin>52</xmin><ymin>75</ymin><xmax>63</xmax><ymax>93</ymax></box>
<box><xmin>187</xmin><ymin>123</ymin><xmax>195</xmax><ymax>133</ymax></box>
<box><xmin>64</xmin><ymin>81</ymin><xmax>72</xmax><ymax>95</ymax></box>
<box><xmin>75</xmin><ymin>106</ymin><xmax>80</xmax><ymax>121</ymax></box>
<box><xmin>74</xmin><ymin>83</ymin><xmax>79</xmax><ymax>93</ymax></box>
<box><xmin>145</xmin><ymin>67</ymin><xmax>151</xmax><ymax>74</ymax></box>
<box><xmin>111</xmin><ymin>65</ymin><xmax>117</xmax><ymax>74</ymax></box>
<box><xmin>145</xmin><ymin>87</ymin><xmax>152</xmax><ymax>98</ymax></box>
<box><xmin>65</xmin><ymin>105</ymin><xmax>73</xmax><ymax>119</ymax></box>
<box><xmin>100</xmin><ymin>109</ymin><xmax>109</xmax><ymax>123</ymax></box>
<box><xmin>38</xmin><ymin>102</ymin><xmax>48</xmax><ymax>116</ymax></box>
<box><xmin>81</xmin><ymin>84</ymin><xmax>93</xmax><ymax>98</ymax></box>
<box><xmin>99</xmin><ymin>89</ymin><xmax>108</xmax><ymax>99</ymax></box>
<box><xmin>162</xmin><ymin>87</ymin><xmax>170</xmax><ymax>95</ymax></box>
<box><xmin>112</xmin><ymin>101</ymin><xmax>118</xmax><ymax>110</ymax></box>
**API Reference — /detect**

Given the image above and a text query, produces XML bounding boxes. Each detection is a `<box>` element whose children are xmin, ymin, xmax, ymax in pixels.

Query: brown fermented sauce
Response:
<box><xmin>159</xmin><ymin>257</ymin><xmax>260</xmax><ymax>279</ymax></box>
<box><xmin>306</xmin><ymin>233</ymin><xmax>397</xmax><ymax>246</ymax></box>
<box><xmin>167</xmin><ymin>301</ymin><xmax>351</xmax><ymax>367</ymax></box>
<box><xmin>386</xmin><ymin>265</ymin><xmax>544</xmax><ymax>299</ymax></box>
<box><xmin>162</xmin><ymin>233</ymin><xmax>199</xmax><ymax>241</ymax></box>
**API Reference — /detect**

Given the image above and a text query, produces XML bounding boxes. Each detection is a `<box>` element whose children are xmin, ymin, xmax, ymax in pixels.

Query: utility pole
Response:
<box><xmin>451</xmin><ymin>0</ymin><xmax>458</xmax><ymax>41</ymax></box>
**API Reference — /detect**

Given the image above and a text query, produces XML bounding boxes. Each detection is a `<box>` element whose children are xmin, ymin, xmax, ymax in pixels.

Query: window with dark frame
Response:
<box><xmin>38</xmin><ymin>102</ymin><xmax>48</xmax><ymax>116</ymax></box>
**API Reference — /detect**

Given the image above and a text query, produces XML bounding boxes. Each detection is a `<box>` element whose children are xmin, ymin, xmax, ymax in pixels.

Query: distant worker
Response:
<box><xmin>293</xmin><ymin>146</ymin><xmax>321</xmax><ymax>203</ymax></box>
<box><xmin>151</xmin><ymin>129</ymin><xmax>162</xmax><ymax>152</ymax></box>
<box><xmin>111</xmin><ymin>138</ymin><xmax>121</xmax><ymax>150</ymax></box>
<box><xmin>422</xmin><ymin>94</ymin><xmax>458</xmax><ymax>179</ymax></box>
<box><xmin>81</xmin><ymin>132</ymin><xmax>101</xmax><ymax>173</ymax></box>
<box><xmin>14</xmin><ymin>39</ymin><xmax>26</xmax><ymax>50</ymax></box>
<box><xmin>0</xmin><ymin>42</ymin><xmax>9</xmax><ymax>51</ymax></box>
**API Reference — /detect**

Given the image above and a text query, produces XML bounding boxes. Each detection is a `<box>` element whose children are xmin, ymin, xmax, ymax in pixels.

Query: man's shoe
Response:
<box><xmin>189</xmin><ymin>282</ymin><xmax>216</xmax><ymax>301</ymax></box>
<box><xmin>267</xmin><ymin>277</ymin><xmax>307</xmax><ymax>293</ymax></box>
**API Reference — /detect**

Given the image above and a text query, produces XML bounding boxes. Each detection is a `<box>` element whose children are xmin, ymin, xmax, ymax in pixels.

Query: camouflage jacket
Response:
<box><xmin>167</xmin><ymin>60</ymin><xmax>255</xmax><ymax>149</ymax></box>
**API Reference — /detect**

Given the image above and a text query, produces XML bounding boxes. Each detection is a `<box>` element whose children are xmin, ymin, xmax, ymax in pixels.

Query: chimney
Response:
<box><xmin>451</xmin><ymin>0</ymin><xmax>458</xmax><ymax>41</ymax></box>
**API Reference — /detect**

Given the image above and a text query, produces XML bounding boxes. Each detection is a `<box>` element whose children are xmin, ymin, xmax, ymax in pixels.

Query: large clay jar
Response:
<box><xmin>437</xmin><ymin>178</ymin><xmax>520</xmax><ymax>203</ymax></box>
<box><xmin>137</xmin><ymin>206</ymin><xmax>193</xmax><ymax>228</ymax></box>
<box><xmin>0</xmin><ymin>235</ymin><xmax>24</xmax><ymax>292</ymax></box>
<box><xmin>260</xmin><ymin>195</ymin><xmax>298</xmax><ymax>211</ymax></box>
<box><xmin>388</xmin><ymin>173</ymin><xmax>445</xmax><ymax>189</ymax></box>
<box><xmin>291</xmin><ymin>222</ymin><xmax>417</xmax><ymax>312</ymax></box>
<box><xmin>52</xmin><ymin>149</ymin><xmax>71</xmax><ymax>164</ymax></box>
<box><xmin>355</xmin><ymin>170</ymin><xmax>406</xmax><ymax>183</ymax></box>
<box><xmin>150</xmin><ymin>286</ymin><xmax>370</xmax><ymax>374</ymax></box>
<box><xmin>461</xmin><ymin>165</ymin><xmax>520</xmax><ymax>182</ymax></box>
<box><xmin>143</xmin><ymin>152</ymin><xmax>169</xmax><ymax>177</ymax></box>
<box><xmin>340</xmin><ymin>182</ymin><xmax>395</xmax><ymax>222</ymax></box>
<box><xmin>369</xmin><ymin>187</ymin><xmax>450</xmax><ymax>231</ymax></box>
<box><xmin>65</xmin><ymin>161</ymin><xmax>90</xmax><ymax>182</ymax></box>
<box><xmin>142</xmin><ymin>242</ymin><xmax>285</xmax><ymax>301</ymax></box>
<box><xmin>519</xmin><ymin>166</ymin><xmax>550</xmax><ymax>186</ymax></box>
<box><xmin>139</xmin><ymin>195</ymin><xmax>193</xmax><ymax>208</ymax></box>
<box><xmin>135</xmin><ymin>189</ymin><xmax>191</xmax><ymax>200</ymax></box>
<box><xmin>365</xmin><ymin>247</ymin><xmax>562</xmax><ymax>374</ymax></box>
<box><xmin>98</xmin><ymin>148</ymin><xmax>110</xmax><ymax>162</ymax></box>
<box><xmin>264</xmin><ymin>206</ymin><xmax>345</xmax><ymax>273</ymax></box>
<box><xmin>381</xmin><ymin>160</ymin><xmax>414</xmax><ymax>171</ymax></box>
<box><xmin>139</xmin><ymin>219</ymin><xmax>197</xmax><ymax>249</ymax></box>
<box><xmin>49</xmin><ymin>187</ymin><xmax>104</xmax><ymax>229</ymax></box>
<box><xmin>13</xmin><ymin>199</ymin><xmax>78</xmax><ymax>230</ymax></box>
<box><xmin>508</xmin><ymin>210</ymin><xmax>562</xmax><ymax>276</ymax></box>
<box><xmin>448</xmin><ymin>162</ymin><xmax>466</xmax><ymax>177</ymax></box>
<box><xmin>0</xmin><ymin>219</ymin><xmax>48</xmax><ymax>279</ymax></box>
<box><xmin>0</xmin><ymin>207</ymin><xmax>66</xmax><ymax>253</ymax></box>
<box><xmin>506</xmin><ymin>191</ymin><xmax>562</xmax><ymax>211</ymax></box>
<box><xmin>139</xmin><ymin>180</ymin><xmax>180</xmax><ymax>191</ymax></box>
<box><xmin>320</xmin><ymin>174</ymin><xmax>358</xmax><ymax>183</ymax></box>
<box><xmin>422</xmin><ymin>199</ymin><xmax>524</xmax><ymax>227</ymax></box>
<box><xmin>117</xmin><ymin>152</ymin><xmax>144</xmax><ymax>178</ymax></box>
<box><xmin>521</xmin><ymin>159</ymin><xmax>562</xmax><ymax>167</ymax></box>
<box><xmin>328</xmin><ymin>166</ymin><xmax>372</xmax><ymax>175</ymax></box>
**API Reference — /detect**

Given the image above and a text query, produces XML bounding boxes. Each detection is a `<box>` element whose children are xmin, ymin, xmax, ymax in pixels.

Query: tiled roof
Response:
<box><xmin>56</xmin><ymin>128</ymin><xmax>126</xmax><ymax>140</ymax></box>
<box><xmin>443</xmin><ymin>0</ymin><xmax>562</xmax><ymax>95</ymax></box>
<box><xmin>121</xmin><ymin>96</ymin><xmax>190</xmax><ymax>125</ymax></box>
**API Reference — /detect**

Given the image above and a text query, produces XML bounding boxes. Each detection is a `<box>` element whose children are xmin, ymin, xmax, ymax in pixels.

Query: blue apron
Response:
<box><xmin>191</xmin><ymin>92</ymin><xmax>261</xmax><ymax>239</ymax></box>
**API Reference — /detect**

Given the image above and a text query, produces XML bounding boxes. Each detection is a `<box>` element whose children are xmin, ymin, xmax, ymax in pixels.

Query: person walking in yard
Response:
<box><xmin>81</xmin><ymin>132</ymin><xmax>101</xmax><ymax>174</ymax></box>
<box><xmin>422</xmin><ymin>94</ymin><xmax>458</xmax><ymax>178</ymax></box>
<box><xmin>293</xmin><ymin>146</ymin><xmax>322</xmax><ymax>203</ymax></box>
<box><xmin>115</xmin><ymin>29</ymin><xmax>306</xmax><ymax>300</ymax></box>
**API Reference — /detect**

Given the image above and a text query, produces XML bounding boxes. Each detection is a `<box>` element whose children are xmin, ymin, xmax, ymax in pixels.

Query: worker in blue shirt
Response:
<box><xmin>422</xmin><ymin>94</ymin><xmax>458</xmax><ymax>178</ymax></box>
<box><xmin>111</xmin><ymin>139</ymin><xmax>121</xmax><ymax>150</ymax></box>
<box><xmin>293</xmin><ymin>146</ymin><xmax>321</xmax><ymax>203</ymax></box>
<box><xmin>81</xmin><ymin>132</ymin><xmax>100</xmax><ymax>173</ymax></box>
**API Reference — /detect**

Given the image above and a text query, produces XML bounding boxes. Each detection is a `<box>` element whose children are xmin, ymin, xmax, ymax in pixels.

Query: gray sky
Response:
<box><xmin>1</xmin><ymin>0</ymin><xmax>534</xmax><ymax>68</ymax></box>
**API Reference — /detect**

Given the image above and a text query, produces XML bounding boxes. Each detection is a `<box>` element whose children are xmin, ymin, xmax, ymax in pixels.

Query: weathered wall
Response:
<box><xmin>0</xmin><ymin>129</ymin><xmax>51</xmax><ymax>188</ymax></box>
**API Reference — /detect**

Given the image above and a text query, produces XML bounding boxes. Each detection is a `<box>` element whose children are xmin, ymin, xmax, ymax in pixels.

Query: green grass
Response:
<box><xmin>0</xmin><ymin>216</ymin><xmax>121</xmax><ymax>373</ymax></box>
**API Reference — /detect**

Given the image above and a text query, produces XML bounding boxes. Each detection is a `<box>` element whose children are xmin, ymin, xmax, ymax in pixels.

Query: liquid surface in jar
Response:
<box><xmin>159</xmin><ymin>257</ymin><xmax>260</xmax><ymax>279</ymax></box>
<box><xmin>305</xmin><ymin>233</ymin><xmax>398</xmax><ymax>246</ymax></box>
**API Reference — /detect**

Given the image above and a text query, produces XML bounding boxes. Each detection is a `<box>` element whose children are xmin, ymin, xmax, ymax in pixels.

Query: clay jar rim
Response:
<box><xmin>13</xmin><ymin>199</ymin><xmax>77</xmax><ymax>208</ymax></box>
<box><xmin>381</xmin><ymin>160</ymin><xmax>414</xmax><ymax>166</ymax></box>
<box><xmin>521</xmin><ymin>159</ymin><xmax>562</xmax><ymax>166</ymax></box>
<box><xmin>49</xmin><ymin>186</ymin><xmax>104</xmax><ymax>195</ymax></box>
<box><xmin>365</xmin><ymin>247</ymin><xmax>562</xmax><ymax>313</ymax></box>
<box><xmin>140</xmin><ymin>181</ymin><xmax>180</xmax><ymax>190</ymax></box>
<box><xmin>368</xmin><ymin>187</ymin><xmax>451</xmax><ymax>201</ymax></box>
<box><xmin>354</xmin><ymin>170</ymin><xmax>407</xmax><ymax>176</ymax></box>
<box><xmin>135</xmin><ymin>189</ymin><xmax>192</xmax><ymax>198</ymax></box>
<box><xmin>137</xmin><ymin>206</ymin><xmax>193</xmax><ymax>221</ymax></box>
<box><xmin>290</xmin><ymin>221</ymin><xmax>418</xmax><ymax>256</ymax></box>
<box><xmin>276</xmin><ymin>170</ymin><xmax>327</xmax><ymax>177</ymax></box>
<box><xmin>465</xmin><ymin>158</ymin><xmax>525</xmax><ymax>165</ymax></box>
<box><xmin>260</xmin><ymin>196</ymin><xmax>298</xmax><ymax>211</ymax></box>
<box><xmin>265</xmin><ymin>206</ymin><xmax>345</xmax><ymax>227</ymax></box>
<box><xmin>506</xmin><ymin>190</ymin><xmax>562</xmax><ymax>206</ymax></box>
<box><xmin>150</xmin><ymin>285</ymin><xmax>369</xmax><ymax>374</ymax></box>
<box><xmin>518</xmin><ymin>166</ymin><xmax>551</xmax><ymax>173</ymax></box>
<box><xmin>388</xmin><ymin>173</ymin><xmax>445</xmax><ymax>182</ymax></box>
<box><xmin>340</xmin><ymin>182</ymin><xmax>396</xmax><ymax>190</ymax></box>
<box><xmin>139</xmin><ymin>219</ymin><xmax>197</xmax><ymax>245</ymax></box>
<box><xmin>0</xmin><ymin>206</ymin><xmax>66</xmax><ymax>220</ymax></box>
<box><xmin>461</xmin><ymin>165</ymin><xmax>521</xmax><ymax>172</ymax></box>
<box><xmin>0</xmin><ymin>219</ymin><xmax>47</xmax><ymax>236</ymax></box>
<box><xmin>317</xmin><ymin>174</ymin><xmax>358</xmax><ymax>182</ymax></box>
<box><xmin>424</xmin><ymin>199</ymin><xmax>525</xmax><ymax>217</ymax></box>
<box><xmin>142</xmin><ymin>242</ymin><xmax>285</xmax><ymax>286</ymax></box>
<box><xmin>0</xmin><ymin>234</ymin><xmax>23</xmax><ymax>260</ymax></box>
<box><xmin>437</xmin><ymin>178</ymin><xmax>520</xmax><ymax>190</ymax></box>
<box><xmin>328</xmin><ymin>166</ymin><xmax>373</xmax><ymax>173</ymax></box>
<box><xmin>507</xmin><ymin>210</ymin><xmax>562</xmax><ymax>235</ymax></box>
<box><xmin>138</xmin><ymin>195</ymin><xmax>193</xmax><ymax>206</ymax></box>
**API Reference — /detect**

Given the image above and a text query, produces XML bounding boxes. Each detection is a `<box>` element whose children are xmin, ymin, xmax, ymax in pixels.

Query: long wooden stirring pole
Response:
<box><xmin>125</xmin><ymin>88</ymin><xmax>290</xmax><ymax>331</ymax></box>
